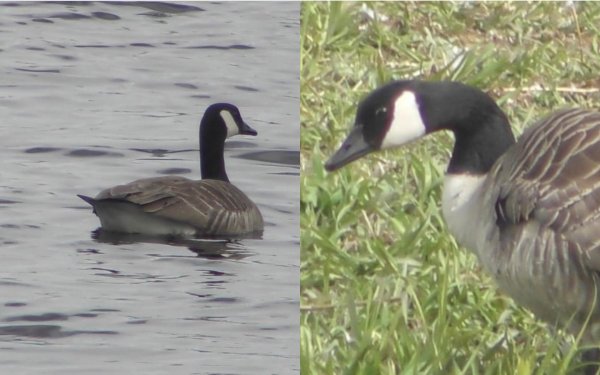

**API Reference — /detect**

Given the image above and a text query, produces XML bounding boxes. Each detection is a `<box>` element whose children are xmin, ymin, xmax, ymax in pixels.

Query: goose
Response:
<box><xmin>325</xmin><ymin>80</ymin><xmax>600</xmax><ymax>369</ymax></box>
<box><xmin>78</xmin><ymin>103</ymin><xmax>264</xmax><ymax>238</ymax></box>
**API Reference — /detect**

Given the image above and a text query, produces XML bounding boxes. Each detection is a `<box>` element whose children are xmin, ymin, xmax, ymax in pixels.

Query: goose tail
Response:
<box><xmin>77</xmin><ymin>194</ymin><xmax>97</xmax><ymax>207</ymax></box>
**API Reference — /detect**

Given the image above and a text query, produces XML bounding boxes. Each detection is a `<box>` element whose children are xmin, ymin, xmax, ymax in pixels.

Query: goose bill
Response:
<box><xmin>325</xmin><ymin>125</ymin><xmax>372</xmax><ymax>171</ymax></box>
<box><xmin>241</xmin><ymin>122</ymin><xmax>258</xmax><ymax>136</ymax></box>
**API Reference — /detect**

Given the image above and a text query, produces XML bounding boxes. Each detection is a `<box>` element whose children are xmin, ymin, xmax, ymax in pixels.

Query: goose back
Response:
<box><xmin>95</xmin><ymin>176</ymin><xmax>264</xmax><ymax>237</ymax></box>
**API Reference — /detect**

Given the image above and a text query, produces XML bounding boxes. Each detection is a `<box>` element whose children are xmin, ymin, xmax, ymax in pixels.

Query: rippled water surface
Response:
<box><xmin>0</xmin><ymin>2</ymin><xmax>299</xmax><ymax>374</ymax></box>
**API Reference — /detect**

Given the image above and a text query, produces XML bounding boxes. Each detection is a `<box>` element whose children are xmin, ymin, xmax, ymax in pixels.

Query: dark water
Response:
<box><xmin>0</xmin><ymin>2</ymin><xmax>299</xmax><ymax>374</ymax></box>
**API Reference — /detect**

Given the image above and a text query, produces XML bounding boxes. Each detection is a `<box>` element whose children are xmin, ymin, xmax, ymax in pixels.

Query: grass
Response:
<box><xmin>300</xmin><ymin>2</ymin><xmax>600</xmax><ymax>375</ymax></box>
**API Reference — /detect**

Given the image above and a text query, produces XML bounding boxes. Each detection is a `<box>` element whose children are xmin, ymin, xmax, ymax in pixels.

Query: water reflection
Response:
<box><xmin>90</xmin><ymin>229</ymin><xmax>256</xmax><ymax>260</ymax></box>
<box><xmin>0</xmin><ymin>324</ymin><xmax>117</xmax><ymax>338</ymax></box>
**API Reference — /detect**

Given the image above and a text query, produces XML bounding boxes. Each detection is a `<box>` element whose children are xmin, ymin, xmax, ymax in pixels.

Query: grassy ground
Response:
<box><xmin>300</xmin><ymin>2</ymin><xmax>600</xmax><ymax>375</ymax></box>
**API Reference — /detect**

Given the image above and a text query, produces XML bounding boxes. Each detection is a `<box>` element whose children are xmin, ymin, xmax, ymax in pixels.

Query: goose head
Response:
<box><xmin>201</xmin><ymin>103</ymin><xmax>257</xmax><ymax>141</ymax></box>
<box><xmin>200</xmin><ymin>103</ymin><xmax>257</xmax><ymax>182</ymax></box>
<box><xmin>326</xmin><ymin>80</ymin><xmax>514</xmax><ymax>174</ymax></box>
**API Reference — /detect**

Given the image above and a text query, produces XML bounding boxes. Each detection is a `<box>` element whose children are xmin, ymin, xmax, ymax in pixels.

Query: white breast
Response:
<box><xmin>441</xmin><ymin>173</ymin><xmax>488</xmax><ymax>252</ymax></box>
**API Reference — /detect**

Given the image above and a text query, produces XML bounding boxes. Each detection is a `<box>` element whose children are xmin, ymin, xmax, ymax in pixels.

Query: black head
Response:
<box><xmin>201</xmin><ymin>103</ymin><xmax>257</xmax><ymax>141</ymax></box>
<box><xmin>325</xmin><ymin>80</ymin><xmax>514</xmax><ymax>174</ymax></box>
<box><xmin>325</xmin><ymin>81</ymin><xmax>426</xmax><ymax>171</ymax></box>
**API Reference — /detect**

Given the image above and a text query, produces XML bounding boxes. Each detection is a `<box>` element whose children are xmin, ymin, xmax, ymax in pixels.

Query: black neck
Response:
<box><xmin>200</xmin><ymin>116</ymin><xmax>229</xmax><ymax>182</ymax></box>
<box><xmin>418</xmin><ymin>81</ymin><xmax>516</xmax><ymax>174</ymax></box>
<box><xmin>448</xmin><ymin>112</ymin><xmax>515</xmax><ymax>174</ymax></box>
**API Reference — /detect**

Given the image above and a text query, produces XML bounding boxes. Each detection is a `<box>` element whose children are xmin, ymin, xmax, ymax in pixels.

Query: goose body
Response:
<box><xmin>326</xmin><ymin>81</ymin><xmax>600</xmax><ymax>361</ymax></box>
<box><xmin>478</xmin><ymin>108</ymin><xmax>600</xmax><ymax>337</ymax></box>
<box><xmin>79</xmin><ymin>103</ymin><xmax>263</xmax><ymax>238</ymax></box>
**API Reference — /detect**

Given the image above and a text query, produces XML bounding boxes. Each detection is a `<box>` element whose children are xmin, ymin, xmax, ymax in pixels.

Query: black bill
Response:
<box><xmin>325</xmin><ymin>125</ymin><xmax>373</xmax><ymax>171</ymax></box>
<box><xmin>240</xmin><ymin>122</ymin><xmax>258</xmax><ymax>136</ymax></box>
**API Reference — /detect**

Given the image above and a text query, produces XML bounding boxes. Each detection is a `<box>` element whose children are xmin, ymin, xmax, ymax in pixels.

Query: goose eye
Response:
<box><xmin>375</xmin><ymin>107</ymin><xmax>387</xmax><ymax>116</ymax></box>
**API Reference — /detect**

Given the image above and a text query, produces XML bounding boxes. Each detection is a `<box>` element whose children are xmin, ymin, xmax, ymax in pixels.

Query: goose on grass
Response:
<box><xmin>78</xmin><ymin>103</ymin><xmax>264</xmax><ymax>238</ymax></box>
<box><xmin>326</xmin><ymin>80</ymin><xmax>600</xmax><ymax>370</ymax></box>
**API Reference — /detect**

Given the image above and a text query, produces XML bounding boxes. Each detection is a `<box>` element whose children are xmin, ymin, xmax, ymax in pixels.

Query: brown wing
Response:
<box><xmin>491</xmin><ymin>108</ymin><xmax>600</xmax><ymax>266</ymax></box>
<box><xmin>483</xmin><ymin>109</ymin><xmax>600</xmax><ymax>332</ymax></box>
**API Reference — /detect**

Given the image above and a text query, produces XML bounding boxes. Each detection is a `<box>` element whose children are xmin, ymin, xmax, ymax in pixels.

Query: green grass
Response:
<box><xmin>301</xmin><ymin>2</ymin><xmax>600</xmax><ymax>374</ymax></box>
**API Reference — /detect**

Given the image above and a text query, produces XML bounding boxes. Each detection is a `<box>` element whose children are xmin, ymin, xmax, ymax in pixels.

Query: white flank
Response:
<box><xmin>220</xmin><ymin>110</ymin><xmax>239</xmax><ymax>138</ymax></box>
<box><xmin>94</xmin><ymin>200</ymin><xmax>197</xmax><ymax>237</ymax></box>
<box><xmin>441</xmin><ymin>173</ymin><xmax>487</xmax><ymax>252</ymax></box>
<box><xmin>380</xmin><ymin>91</ymin><xmax>426</xmax><ymax>149</ymax></box>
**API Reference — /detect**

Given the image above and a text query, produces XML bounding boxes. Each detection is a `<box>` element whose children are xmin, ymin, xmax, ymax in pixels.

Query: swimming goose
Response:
<box><xmin>78</xmin><ymin>103</ymin><xmax>264</xmax><ymax>238</ymax></box>
<box><xmin>326</xmin><ymin>80</ymin><xmax>600</xmax><ymax>367</ymax></box>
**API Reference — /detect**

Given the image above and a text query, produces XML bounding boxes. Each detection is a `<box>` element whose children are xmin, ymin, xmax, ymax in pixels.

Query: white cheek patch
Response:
<box><xmin>220</xmin><ymin>110</ymin><xmax>239</xmax><ymax>138</ymax></box>
<box><xmin>380</xmin><ymin>91</ymin><xmax>426</xmax><ymax>149</ymax></box>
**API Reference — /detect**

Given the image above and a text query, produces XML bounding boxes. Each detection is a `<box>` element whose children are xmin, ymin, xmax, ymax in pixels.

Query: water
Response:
<box><xmin>0</xmin><ymin>2</ymin><xmax>299</xmax><ymax>374</ymax></box>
